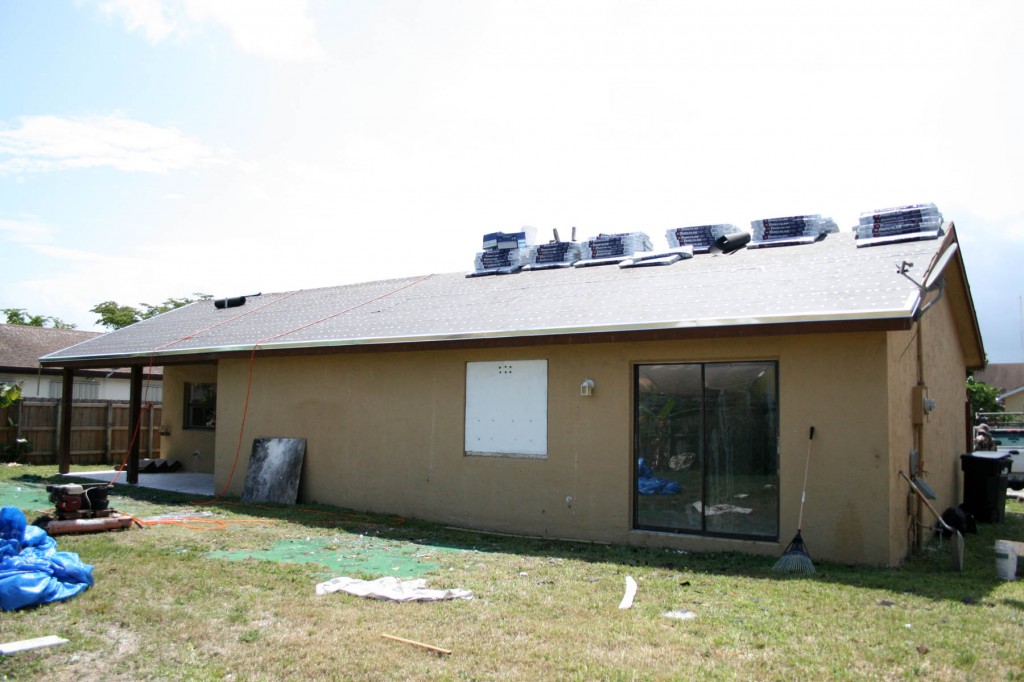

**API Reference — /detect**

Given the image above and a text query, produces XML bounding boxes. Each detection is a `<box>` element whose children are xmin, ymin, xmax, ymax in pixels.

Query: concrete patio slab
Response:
<box><xmin>63</xmin><ymin>470</ymin><xmax>215</xmax><ymax>496</ymax></box>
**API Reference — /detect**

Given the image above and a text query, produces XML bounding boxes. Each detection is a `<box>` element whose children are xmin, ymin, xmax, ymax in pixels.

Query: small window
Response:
<box><xmin>48</xmin><ymin>379</ymin><xmax>99</xmax><ymax>400</ymax></box>
<box><xmin>465</xmin><ymin>360</ymin><xmax>547</xmax><ymax>458</ymax></box>
<box><xmin>143</xmin><ymin>383</ymin><xmax>163</xmax><ymax>403</ymax></box>
<box><xmin>184</xmin><ymin>382</ymin><xmax>216</xmax><ymax>430</ymax></box>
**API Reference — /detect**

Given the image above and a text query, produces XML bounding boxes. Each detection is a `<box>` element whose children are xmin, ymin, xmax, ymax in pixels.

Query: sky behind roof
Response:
<box><xmin>1</xmin><ymin>1</ymin><xmax>1022</xmax><ymax>362</ymax></box>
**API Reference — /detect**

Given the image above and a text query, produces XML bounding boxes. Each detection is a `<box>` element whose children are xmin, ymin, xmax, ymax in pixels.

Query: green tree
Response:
<box><xmin>90</xmin><ymin>301</ymin><xmax>143</xmax><ymax>329</ymax></box>
<box><xmin>91</xmin><ymin>293</ymin><xmax>211</xmax><ymax>330</ymax></box>
<box><xmin>140</xmin><ymin>294</ymin><xmax>212</xmax><ymax>320</ymax></box>
<box><xmin>0</xmin><ymin>382</ymin><xmax>31</xmax><ymax>462</ymax></box>
<box><xmin>966</xmin><ymin>375</ymin><xmax>1003</xmax><ymax>417</ymax></box>
<box><xmin>0</xmin><ymin>381</ymin><xmax>22</xmax><ymax>409</ymax></box>
<box><xmin>3</xmin><ymin>308</ymin><xmax>76</xmax><ymax>329</ymax></box>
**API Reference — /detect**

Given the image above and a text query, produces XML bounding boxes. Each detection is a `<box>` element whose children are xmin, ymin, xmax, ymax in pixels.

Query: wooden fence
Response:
<box><xmin>0</xmin><ymin>398</ymin><xmax>162</xmax><ymax>466</ymax></box>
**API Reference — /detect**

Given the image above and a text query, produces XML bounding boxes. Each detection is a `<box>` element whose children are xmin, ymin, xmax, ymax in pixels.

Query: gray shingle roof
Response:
<box><xmin>0</xmin><ymin>324</ymin><xmax>163</xmax><ymax>377</ymax></box>
<box><xmin>974</xmin><ymin>363</ymin><xmax>1024</xmax><ymax>394</ymax></box>
<box><xmin>40</xmin><ymin>228</ymin><xmax>962</xmax><ymax>367</ymax></box>
<box><xmin>0</xmin><ymin>324</ymin><xmax>102</xmax><ymax>370</ymax></box>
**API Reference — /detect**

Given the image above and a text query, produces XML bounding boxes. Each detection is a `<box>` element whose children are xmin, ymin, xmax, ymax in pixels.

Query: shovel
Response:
<box><xmin>899</xmin><ymin>471</ymin><xmax>964</xmax><ymax>571</ymax></box>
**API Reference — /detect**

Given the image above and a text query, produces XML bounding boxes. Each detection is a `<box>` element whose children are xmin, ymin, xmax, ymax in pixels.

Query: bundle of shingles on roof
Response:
<box><xmin>574</xmin><ymin>232</ymin><xmax>655</xmax><ymax>267</ymax></box>
<box><xmin>471</xmin><ymin>229</ymin><xmax>680</xmax><ymax>276</ymax></box>
<box><xmin>853</xmin><ymin>203</ymin><xmax>944</xmax><ymax>248</ymax></box>
<box><xmin>665</xmin><ymin>224</ymin><xmax>742</xmax><ymax>254</ymax></box>
<box><xmin>747</xmin><ymin>214</ymin><xmax>839</xmax><ymax>249</ymax></box>
<box><xmin>525</xmin><ymin>227</ymin><xmax>587</xmax><ymax>271</ymax></box>
<box><xmin>471</xmin><ymin>231</ymin><xmax>534</xmax><ymax>275</ymax></box>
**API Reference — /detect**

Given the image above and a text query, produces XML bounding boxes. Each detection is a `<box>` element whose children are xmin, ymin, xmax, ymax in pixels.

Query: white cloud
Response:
<box><xmin>0</xmin><ymin>114</ymin><xmax>230</xmax><ymax>175</ymax></box>
<box><xmin>0</xmin><ymin>216</ymin><xmax>58</xmax><ymax>245</ymax></box>
<box><xmin>88</xmin><ymin>0</ymin><xmax>326</xmax><ymax>63</ymax></box>
<box><xmin>95</xmin><ymin>0</ymin><xmax>177</xmax><ymax>42</ymax></box>
<box><xmin>183</xmin><ymin>0</ymin><xmax>326</xmax><ymax>63</ymax></box>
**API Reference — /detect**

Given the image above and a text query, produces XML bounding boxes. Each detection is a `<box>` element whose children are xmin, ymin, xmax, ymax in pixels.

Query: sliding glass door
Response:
<box><xmin>634</xmin><ymin>361</ymin><xmax>778</xmax><ymax>540</ymax></box>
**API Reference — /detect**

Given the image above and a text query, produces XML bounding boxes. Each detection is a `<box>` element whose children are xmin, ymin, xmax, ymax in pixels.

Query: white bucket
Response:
<box><xmin>995</xmin><ymin>540</ymin><xmax>1018</xmax><ymax>581</ymax></box>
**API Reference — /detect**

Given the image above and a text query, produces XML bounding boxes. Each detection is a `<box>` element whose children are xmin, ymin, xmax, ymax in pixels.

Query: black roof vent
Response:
<box><xmin>709</xmin><ymin>232</ymin><xmax>751</xmax><ymax>255</ymax></box>
<box><xmin>214</xmin><ymin>293</ymin><xmax>261</xmax><ymax>309</ymax></box>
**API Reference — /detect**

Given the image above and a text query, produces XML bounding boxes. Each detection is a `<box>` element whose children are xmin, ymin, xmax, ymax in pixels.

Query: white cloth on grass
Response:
<box><xmin>315</xmin><ymin>576</ymin><xmax>473</xmax><ymax>602</ymax></box>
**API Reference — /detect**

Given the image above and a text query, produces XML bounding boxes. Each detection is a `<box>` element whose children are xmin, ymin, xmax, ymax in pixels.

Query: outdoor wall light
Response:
<box><xmin>580</xmin><ymin>379</ymin><xmax>595</xmax><ymax>397</ymax></box>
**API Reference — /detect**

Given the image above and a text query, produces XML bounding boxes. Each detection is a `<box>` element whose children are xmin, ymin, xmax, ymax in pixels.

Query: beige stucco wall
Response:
<box><xmin>161</xmin><ymin>364</ymin><xmax>218</xmax><ymax>473</ymax></box>
<box><xmin>920</xmin><ymin>292</ymin><xmax>971</xmax><ymax>495</ymax></box>
<box><xmin>1003</xmin><ymin>391</ymin><xmax>1024</xmax><ymax>413</ymax></box>
<box><xmin>185</xmin><ymin>329</ymin><xmax>916</xmax><ymax>565</ymax></box>
<box><xmin>884</xmin><ymin>292</ymin><xmax>970</xmax><ymax>564</ymax></box>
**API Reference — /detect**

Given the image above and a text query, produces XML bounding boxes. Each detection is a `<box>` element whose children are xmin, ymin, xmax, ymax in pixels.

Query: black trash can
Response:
<box><xmin>960</xmin><ymin>452</ymin><xmax>1011</xmax><ymax>523</ymax></box>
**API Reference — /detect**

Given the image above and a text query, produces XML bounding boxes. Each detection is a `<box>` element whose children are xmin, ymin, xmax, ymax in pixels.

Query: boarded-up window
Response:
<box><xmin>465</xmin><ymin>360</ymin><xmax>547</xmax><ymax>458</ymax></box>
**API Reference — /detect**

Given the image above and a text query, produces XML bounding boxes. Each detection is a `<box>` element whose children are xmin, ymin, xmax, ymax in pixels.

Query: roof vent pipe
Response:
<box><xmin>214</xmin><ymin>293</ymin><xmax>260</xmax><ymax>309</ymax></box>
<box><xmin>709</xmin><ymin>232</ymin><xmax>751</xmax><ymax>255</ymax></box>
<box><xmin>214</xmin><ymin>296</ymin><xmax>246</xmax><ymax>309</ymax></box>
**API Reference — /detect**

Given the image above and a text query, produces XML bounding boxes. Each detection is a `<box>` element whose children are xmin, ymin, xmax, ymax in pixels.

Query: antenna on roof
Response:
<box><xmin>898</xmin><ymin>243</ymin><xmax>958</xmax><ymax>319</ymax></box>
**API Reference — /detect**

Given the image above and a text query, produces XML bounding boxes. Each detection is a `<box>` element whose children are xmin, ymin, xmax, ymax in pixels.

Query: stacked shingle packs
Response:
<box><xmin>854</xmin><ymin>203</ymin><xmax>944</xmax><ymax>248</ymax></box>
<box><xmin>574</xmin><ymin>232</ymin><xmax>653</xmax><ymax>267</ymax></box>
<box><xmin>666</xmin><ymin>224</ymin><xmax>741</xmax><ymax>254</ymax></box>
<box><xmin>524</xmin><ymin>240</ymin><xmax>585</xmax><ymax>270</ymax></box>
<box><xmin>748</xmin><ymin>214</ymin><xmax>838</xmax><ymax>249</ymax></box>
<box><xmin>470</xmin><ymin>231</ymin><xmax>533</xmax><ymax>276</ymax></box>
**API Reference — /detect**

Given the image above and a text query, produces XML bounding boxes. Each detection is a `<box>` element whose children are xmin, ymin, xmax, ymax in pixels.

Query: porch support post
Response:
<box><xmin>127</xmin><ymin>366</ymin><xmax>143</xmax><ymax>485</ymax></box>
<box><xmin>58</xmin><ymin>368</ymin><xmax>74</xmax><ymax>474</ymax></box>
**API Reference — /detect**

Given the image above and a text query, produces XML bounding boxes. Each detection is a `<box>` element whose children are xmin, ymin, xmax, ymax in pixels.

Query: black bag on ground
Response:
<box><xmin>941</xmin><ymin>505</ymin><xmax>977</xmax><ymax>535</ymax></box>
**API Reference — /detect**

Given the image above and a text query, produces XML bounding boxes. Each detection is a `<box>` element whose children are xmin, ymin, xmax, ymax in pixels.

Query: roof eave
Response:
<box><xmin>37</xmin><ymin>308</ymin><xmax>916</xmax><ymax>369</ymax></box>
<box><xmin>939</xmin><ymin>224</ymin><xmax>986</xmax><ymax>369</ymax></box>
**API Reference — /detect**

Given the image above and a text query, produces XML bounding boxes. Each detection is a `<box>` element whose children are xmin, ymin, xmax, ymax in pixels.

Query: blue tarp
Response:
<box><xmin>637</xmin><ymin>458</ymin><xmax>683</xmax><ymax>495</ymax></box>
<box><xmin>0</xmin><ymin>506</ymin><xmax>94</xmax><ymax>611</ymax></box>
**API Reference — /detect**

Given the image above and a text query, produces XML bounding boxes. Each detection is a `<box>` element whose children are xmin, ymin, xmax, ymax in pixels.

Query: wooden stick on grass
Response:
<box><xmin>381</xmin><ymin>633</ymin><xmax>452</xmax><ymax>656</ymax></box>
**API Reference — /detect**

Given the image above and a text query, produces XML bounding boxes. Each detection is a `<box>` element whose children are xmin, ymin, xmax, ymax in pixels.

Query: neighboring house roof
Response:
<box><xmin>0</xmin><ymin>323</ymin><xmax>161</xmax><ymax>379</ymax></box>
<box><xmin>1</xmin><ymin>324</ymin><xmax>101</xmax><ymax>371</ymax></box>
<box><xmin>39</xmin><ymin>226</ymin><xmax>984</xmax><ymax>369</ymax></box>
<box><xmin>973</xmin><ymin>363</ymin><xmax>1024</xmax><ymax>395</ymax></box>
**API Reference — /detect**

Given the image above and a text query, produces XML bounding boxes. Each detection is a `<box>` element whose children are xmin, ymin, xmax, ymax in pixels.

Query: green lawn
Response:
<box><xmin>2</xmin><ymin>465</ymin><xmax>1023</xmax><ymax>681</ymax></box>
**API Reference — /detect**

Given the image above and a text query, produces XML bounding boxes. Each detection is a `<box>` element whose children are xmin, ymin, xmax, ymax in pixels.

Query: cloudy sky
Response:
<box><xmin>1</xmin><ymin>1</ymin><xmax>1021</xmax><ymax>362</ymax></box>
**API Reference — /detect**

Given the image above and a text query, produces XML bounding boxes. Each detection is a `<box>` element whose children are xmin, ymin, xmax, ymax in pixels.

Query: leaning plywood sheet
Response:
<box><xmin>241</xmin><ymin>438</ymin><xmax>306</xmax><ymax>504</ymax></box>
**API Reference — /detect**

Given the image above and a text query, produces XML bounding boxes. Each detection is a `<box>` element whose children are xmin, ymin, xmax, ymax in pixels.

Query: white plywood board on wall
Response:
<box><xmin>465</xmin><ymin>359</ymin><xmax>547</xmax><ymax>457</ymax></box>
